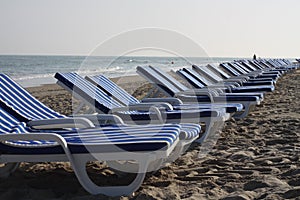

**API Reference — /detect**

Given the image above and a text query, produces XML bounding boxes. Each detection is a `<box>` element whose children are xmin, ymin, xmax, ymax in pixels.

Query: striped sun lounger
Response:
<box><xmin>0</xmin><ymin>73</ymin><xmax>202</xmax><ymax>158</ymax></box>
<box><xmin>0</xmin><ymin>107</ymin><xmax>182</xmax><ymax>196</ymax></box>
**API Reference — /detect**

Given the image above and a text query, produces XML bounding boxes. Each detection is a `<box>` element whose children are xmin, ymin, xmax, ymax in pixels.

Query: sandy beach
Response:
<box><xmin>0</xmin><ymin>70</ymin><xmax>299</xmax><ymax>200</ymax></box>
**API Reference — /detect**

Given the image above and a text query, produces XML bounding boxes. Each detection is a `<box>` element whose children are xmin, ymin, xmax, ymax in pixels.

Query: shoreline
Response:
<box><xmin>21</xmin><ymin>74</ymin><xmax>144</xmax><ymax>89</ymax></box>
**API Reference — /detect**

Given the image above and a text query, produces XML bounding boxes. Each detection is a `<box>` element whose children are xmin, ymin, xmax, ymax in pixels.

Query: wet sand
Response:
<box><xmin>0</xmin><ymin>70</ymin><xmax>299</xmax><ymax>200</ymax></box>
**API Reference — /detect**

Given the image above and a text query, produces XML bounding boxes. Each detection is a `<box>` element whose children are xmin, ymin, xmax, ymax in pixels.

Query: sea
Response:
<box><xmin>0</xmin><ymin>55</ymin><xmax>244</xmax><ymax>87</ymax></box>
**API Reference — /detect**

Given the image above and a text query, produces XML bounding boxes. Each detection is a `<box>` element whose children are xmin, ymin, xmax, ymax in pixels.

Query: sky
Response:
<box><xmin>0</xmin><ymin>0</ymin><xmax>299</xmax><ymax>58</ymax></box>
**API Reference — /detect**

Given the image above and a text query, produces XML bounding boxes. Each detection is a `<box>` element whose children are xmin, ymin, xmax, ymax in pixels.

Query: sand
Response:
<box><xmin>0</xmin><ymin>70</ymin><xmax>299</xmax><ymax>200</ymax></box>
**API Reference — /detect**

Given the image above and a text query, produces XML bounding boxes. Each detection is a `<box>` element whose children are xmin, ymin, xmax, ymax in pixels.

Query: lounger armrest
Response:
<box><xmin>221</xmin><ymin>81</ymin><xmax>241</xmax><ymax>87</ymax></box>
<box><xmin>228</xmin><ymin>77</ymin><xmax>249</xmax><ymax>82</ymax></box>
<box><xmin>141</xmin><ymin>98</ymin><xmax>183</xmax><ymax>106</ymax></box>
<box><xmin>110</xmin><ymin>105</ymin><xmax>164</xmax><ymax>123</ymax></box>
<box><xmin>180</xmin><ymin>88</ymin><xmax>219</xmax><ymax>97</ymax></box>
<box><xmin>223</xmin><ymin>79</ymin><xmax>244</xmax><ymax>85</ymax></box>
<box><xmin>0</xmin><ymin>133</ymin><xmax>67</xmax><ymax>145</ymax></box>
<box><xmin>28</xmin><ymin>117</ymin><xmax>95</xmax><ymax>129</ymax></box>
<box><xmin>205</xmin><ymin>85</ymin><xmax>231</xmax><ymax>92</ymax></box>
<box><xmin>0</xmin><ymin>133</ymin><xmax>71</xmax><ymax>161</ymax></box>
<box><xmin>111</xmin><ymin>104</ymin><xmax>166</xmax><ymax>112</ymax></box>
<box><xmin>129</xmin><ymin>102</ymin><xmax>173</xmax><ymax>110</ymax></box>
<box><xmin>71</xmin><ymin>114</ymin><xmax>125</xmax><ymax>125</ymax></box>
<box><xmin>176</xmin><ymin>90</ymin><xmax>215</xmax><ymax>102</ymax></box>
<box><xmin>237</xmin><ymin>75</ymin><xmax>252</xmax><ymax>80</ymax></box>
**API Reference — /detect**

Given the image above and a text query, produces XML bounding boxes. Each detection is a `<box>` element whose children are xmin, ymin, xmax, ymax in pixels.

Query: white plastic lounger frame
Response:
<box><xmin>0</xmin><ymin>133</ymin><xmax>177</xmax><ymax>196</ymax></box>
<box><xmin>0</xmin><ymin>106</ymin><xmax>181</xmax><ymax>196</ymax></box>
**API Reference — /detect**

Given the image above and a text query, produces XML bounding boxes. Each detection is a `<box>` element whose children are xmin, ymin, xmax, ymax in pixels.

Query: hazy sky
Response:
<box><xmin>0</xmin><ymin>0</ymin><xmax>299</xmax><ymax>58</ymax></box>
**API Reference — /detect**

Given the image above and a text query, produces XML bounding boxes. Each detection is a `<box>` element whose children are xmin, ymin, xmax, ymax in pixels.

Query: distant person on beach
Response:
<box><xmin>253</xmin><ymin>54</ymin><xmax>257</xmax><ymax>60</ymax></box>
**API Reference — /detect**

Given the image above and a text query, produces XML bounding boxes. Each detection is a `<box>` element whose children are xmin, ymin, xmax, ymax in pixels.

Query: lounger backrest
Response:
<box><xmin>272</xmin><ymin>59</ymin><xmax>282</xmax><ymax>66</ymax></box>
<box><xmin>227</xmin><ymin>63</ymin><xmax>246</xmax><ymax>74</ymax></box>
<box><xmin>270</xmin><ymin>60</ymin><xmax>279</xmax><ymax>66</ymax></box>
<box><xmin>266</xmin><ymin>60</ymin><xmax>279</xmax><ymax>68</ymax></box>
<box><xmin>275</xmin><ymin>59</ymin><xmax>285</xmax><ymax>67</ymax></box>
<box><xmin>86</xmin><ymin>75</ymin><xmax>140</xmax><ymax>106</ymax></box>
<box><xmin>277</xmin><ymin>59</ymin><xmax>287</xmax><ymax>66</ymax></box>
<box><xmin>182</xmin><ymin>68</ymin><xmax>213</xmax><ymax>86</ymax></box>
<box><xmin>240</xmin><ymin>61</ymin><xmax>257</xmax><ymax>71</ymax></box>
<box><xmin>206</xmin><ymin>64</ymin><xmax>231</xmax><ymax>79</ymax></box>
<box><xmin>232</xmin><ymin>62</ymin><xmax>251</xmax><ymax>73</ymax></box>
<box><xmin>0</xmin><ymin>107</ymin><xmax>28</xmax><ymax>134</ymax></box>
<box><xmin>136</xmin><ymin>66</ymin><xmax>182</xmax><ymax>96</ymax></box>
<box><xmin>176</xmin><ymin>69</ymin><xmax>205</xmax><ymax>89</ymax></box>
<box><xmin>283</xmin><ymin>59</ymin><xmax>292</xmax><ymax>65</ymax></box>
<box><xmin>192</xmin><ymin>65</ymin><xmax>223</xmax><ymax>83</ymax></box>
<box><xmin>0</xmin><ymin>74</ymin><xmax>65</xmax><ymax>122</ymax></box>
<box><xmin>284</xmin><ymin>59</ymin><xmax>291</xmax><ymax>65</ymax></box>
<box><xmin>0</xmin><ymin>107</ymin><xmax>61</xmax><ymax>147</ymax></box>
<box><xmin>55</xmin><ymin>72</ymin><xmax>122</xmax><ymax>113</ymax></box>
<box><xmin>219</xmin><ymin>63</ymin><xmax>241</xmax><ymax>76</ymax></box>
<box><xmin>148</xmin><ymin>66</ymin><xmax>190</xmax><ymax>92</ymax></box>
<box><xmin>258</xmin><ymin>60</ymin><xmax>272</xmax><ymax>69</ymax></box>
<box><xmin>280</xmin><ymin>59</ymin><xmax>288</xmax><ymax>66</ymax></box>
<box><xmin>248</xmin><ymin>60</ymin><xmax>263</xmax><ymax>70</ymax></box>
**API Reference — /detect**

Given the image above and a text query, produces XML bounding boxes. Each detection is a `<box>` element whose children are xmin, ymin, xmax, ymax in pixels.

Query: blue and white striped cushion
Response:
<box><xmin>55</xmin><ymin>72</ymin><xmax>218</xmax><ymax>120</ymax></box>
<box><xmin>55</xmin><ymin>72</ymin><xmax>122</xmax><ymax>110</ymax></box>
<box><xmin>0</xmin><ymin>107</ymin><xmax>57</xmax><ymax>146</ymax></box>
<box><xmin>1</xmin><ymin>73</ymin><xmax>201</xmax><ymax>142</ymax></box>
<box><xmin>179</xmin><ymin>123</ymin><xmax>201</xmax><ymax>140</ymax></box>
<box><xmin>87</xmin><ymin>75</ymin><xmax>140</xmax><ymax>105</ymax></box>
<box><xmin>88</xmin><ymin>74</ymin><xmax>242</xmax><ymax>113</ymax></box>
<box><xmin>0</xmin><ymin>74</ymin><xmax>64</xmax><ymax>121</ymax></box>
<box><xmin>1</xmin><ymin>108</ymin><xmax>180</xmax><ymax>151</ymax></box>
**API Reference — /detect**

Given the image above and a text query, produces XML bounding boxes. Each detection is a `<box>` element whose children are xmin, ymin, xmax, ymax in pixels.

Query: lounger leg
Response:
<box><xmin>70</xmin><ymin>154</ymin><xmax>154</xmax><ymax>196</ymax></box>
<box><xmin>197</xmin><ymin>120</ymin><xmax>224</xmax><ymax>158</ymax></box>
<box><xmin>233</xmin><ymin>102</ymin><xmax>256</xmax><ymax>119</ymax></box>
<box><xmin>0</xmin><ymin>162</ymin><xmax>20</xmax><ymax>178</ymax></box>
<box><xmin>163</xmin><ymin>141</ymin><xmax>186</xmax><ymax>163</ymax></box>
<box><xmin>194</xmin><ymin>116</ymin><xmax>225</xmax><ymax>158</ymax></box>
<box><xmin>195</xmin><ymin>116</ymin><xmax>224</xmax><ymax>144</ymax></box>
<box><xmin>73</xmin><ymin>102</ymin><xmax>85</xmax><ymax>114</ymax></box>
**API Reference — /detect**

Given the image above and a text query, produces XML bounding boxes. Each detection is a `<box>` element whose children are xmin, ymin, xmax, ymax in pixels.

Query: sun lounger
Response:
<box><xmin>136</xmin><ymin>66</ymin><xmax>262</xmax><ymax>119</ymax></box>
<box><xmin>233</xmin><ymin>61</ymin><xmax>283</xmax><ymax>77</ymax></box>
<box><xmin>54</xmin><ymin>72</ymin><xmax>224</xmax><ymax>140</ymax></box>
<box><xmin>206</xmin><ymin>63</ymin><xmax>276</xmax><ymax>84</ymax></box>
<box><xmin>0</xmin><ymin>74</ymin><xmax>123</xmax><ymax>126</ymax></box>
<box><xmin>177</xmin><ymin>67</ymin><xmax>273</xmax><ymax>94</ymax></box>
<box><xmin>247</xmin><ymin>60</ymin><xmax>288</xmax><ymax>74</ymax></box>
<box><xmin>220</xmin><ymin>62</ymin><xmax>280</xmax><ymax>81</ymax></box>
<box><xmin>0</xmin><ymin>107</ymin><xmax>183</xmax><ymax>196</ymax></box>
<box><xmin>0</xmin><ymin>73</ymin><xmax>201</xmax><ymax>157</ymax></box>
<box><xmin>261</xmin><ymin>59</ymin><xmax>298</xmax><ymax>71</ymax></box>
<box><xmin>86</xmin><ymin>74</ymin><xmax>242</xmax><ymax>114</ymax></box>
<box><xmin>237</xmin><ymin>60</ymin><xmax>284</xmax><ymax>77</ymax></box>
<box><xmin>192</xmin><ymin>64</ymin><xmax>274</xmax><ymax>87</ymax></box>
<box><xmin>54</xmin><ymin>72</ymin><xmax>221</xmax><ymax>122</ymax></box>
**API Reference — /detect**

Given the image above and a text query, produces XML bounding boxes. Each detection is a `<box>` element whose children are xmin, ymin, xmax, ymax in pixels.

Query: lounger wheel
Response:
<box><xmin>0</xmin><ymin>162</ymin><xmax>20</xmax><ymax>178</ymax></box>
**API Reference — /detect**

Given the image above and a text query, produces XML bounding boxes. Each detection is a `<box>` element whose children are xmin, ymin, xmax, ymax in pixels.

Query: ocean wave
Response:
<box><xmin>12</xmin><ymin>66</ymin><xmax>135</xmax><ymax>82</ymax></box>
<box><xmin>76</xmin><ymin>66</ymin><xmax>122</xmax><ymax>75</ymax></box>
<box><xmin>12</xmin><ymin>73</ymin><xmax>54</xmax><ymax>81</ymax></box>
<box><xmin>124</xmin><ymin>59</ymin><xmax>149</xmax><ymax>64</ymax></box>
